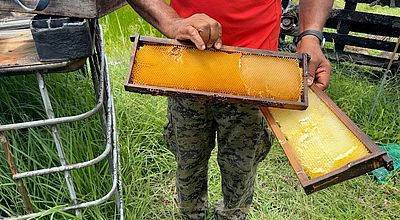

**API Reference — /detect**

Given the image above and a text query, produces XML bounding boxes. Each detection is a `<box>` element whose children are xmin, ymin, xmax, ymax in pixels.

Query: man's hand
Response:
<box><xmin>126</xmin><ymin>0</ymin><xmax>222</xmax><ymax>51</ymax></box>
<box><xmin>298</xmin><ymin>0</ymin><xmax>333</xmax><ymax>90</ymax></box>
<box><xmin>296</xmin><ymin>35</ymin><xmax>331</xmax><ymax>90</ymax></box>
<box><xmin>168</xmin><ymin>14</ymin><xmax>222</xmax><ymax>50</ymax></box>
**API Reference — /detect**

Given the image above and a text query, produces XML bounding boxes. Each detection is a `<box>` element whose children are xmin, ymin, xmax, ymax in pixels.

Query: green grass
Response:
<box><xmin>0</xmin><ymin>74</ymin><xmax>116</xmax><ymax>219</ymax></box>
<box><xmin>1</xmin><ymin>3</ymin><xmax>399</xmax><ymax>220</ymax></box>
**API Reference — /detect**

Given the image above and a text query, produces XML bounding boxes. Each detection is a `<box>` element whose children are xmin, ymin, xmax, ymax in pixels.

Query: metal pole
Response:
<box><xmin>368</xmin><ymin>36</ymin><xmax>400</xmax><ymax>120</ymax></box>
<box><xmin>368</xmin><ymin>70</ymin><xmax>388</xmax><ymax>120</ymax></box>
<box><xmin>112</xmin><ymin>96</ymin><xmax>124</xmax><ymax>220</ymax></box>
<box><xmin>106</xmin><ymin>57</ymin><xmax>123</xmax><ymax>220</ymax></box>
<box><xmin>94</xmin><ymin>19</ymin><xmax>124</xmax><ymax>220</ymax></box>
<box><xmin>35</xmin><ymin>72</ymin><xmax>81</xmax><ymax>218</ymax></box>
<box><xmin>90</xmin><ymin>32</ymin><xmax>107</xmax><ymax>139</ymax></box>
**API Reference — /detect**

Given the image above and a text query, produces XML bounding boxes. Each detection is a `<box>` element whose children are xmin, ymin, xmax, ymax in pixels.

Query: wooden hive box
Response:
<box><xmin>0</xmin><ymin>0</ymin><xmax>127</xmax><ymax>18</ymax></box>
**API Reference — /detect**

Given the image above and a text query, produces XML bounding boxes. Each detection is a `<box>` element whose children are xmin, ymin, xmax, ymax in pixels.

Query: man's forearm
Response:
<box><xmin>299</xmin><ymin>0</ymin><xmax>334</xmax><ymax>32</ymax></box>
<box><xmin>126</xmin><ymin>0</ymin><xmax>179</xmax><ymax>38</ymax></box>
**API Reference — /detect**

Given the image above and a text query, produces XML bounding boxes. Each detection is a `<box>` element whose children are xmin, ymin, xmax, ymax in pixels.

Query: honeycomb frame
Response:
<box><xmin>261</xmin><ymin>85</ymin><xmax>393</xmax><ymax>194</ymax></box>
<box><xmin>125</xmin><ymin>35</ymin><xmax>309</xmax><ymax>110</ymax></box>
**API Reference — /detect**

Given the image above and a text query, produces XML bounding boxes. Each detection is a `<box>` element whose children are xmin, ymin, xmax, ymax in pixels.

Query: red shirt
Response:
<box><xmin>171</xmin><ymin>0</ymin><xmax>282</xmax><ymax>50</ymax></box>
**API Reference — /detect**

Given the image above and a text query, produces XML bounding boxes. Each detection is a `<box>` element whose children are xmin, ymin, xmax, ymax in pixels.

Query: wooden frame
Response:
<box><xmin>0</xmin><ymin>0</ymin><xmax>126</xmax><ymax>18</ymax></box>
<box><xmin>347</xmin><ymin>0</ymin><xmax>400</xmax><ymax>7</ymax></box>
<box><xmin>261</xmin><ymin>85</ymin><xmax>393</xmax><ymax>194</ymax></box>
<box><xmin>124</xmin><ymin>35</ymin><xmax>309</xmax><ymax>110</ymax></box>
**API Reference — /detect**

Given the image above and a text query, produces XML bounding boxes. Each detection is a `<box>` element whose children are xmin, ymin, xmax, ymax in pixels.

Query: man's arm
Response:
<box><xmin>297</xmin><ymin>0</ymin><xmax>334</xmax><ymax>90</ymax></box>
<box><xmin>126</xmin><ymin>0</ymin><xmax>222</xmax><ymax>50</ymax></box>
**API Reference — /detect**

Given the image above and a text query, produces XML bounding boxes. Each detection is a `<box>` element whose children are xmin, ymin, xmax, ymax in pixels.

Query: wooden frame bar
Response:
<box><xmin>326</xmin><ymin>9</ymin><xmax>400</xmax><ymax>38</ymax></box>
<box><xmin>261</xmin><ymin>85</ymin><xmax>393</xmax><ymax>194</ymax></box>
<box><xmin>324</xmin><ymin>33</ymin><xmax>400</xmax><ymax>54</ymax></box>
<box><xmin>346</xmin><ymin>0</ymin><xmax>400</xmax><ymax>7</ymax></box>
<box><xmin>124</xmin><ymin>35</ymin><xmax>309</xmax><ymax>110</ymax></box>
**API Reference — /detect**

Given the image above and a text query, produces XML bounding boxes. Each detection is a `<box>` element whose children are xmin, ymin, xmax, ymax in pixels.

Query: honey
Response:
<box><xmin>268</xmin><ymin>90</ymin><xmax>370</xmax><ymax>179</ymax></box>
<box><xmin>132</xmin><ymin>45</ymin><xmax>303</xmax><ymax>101</ymax></box>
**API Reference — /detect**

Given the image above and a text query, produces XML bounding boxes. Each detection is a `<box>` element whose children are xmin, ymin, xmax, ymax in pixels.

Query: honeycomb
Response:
<box><xmin>132</xmin><ymin>44</ymin><xmax>303</xmax><ymax>101</ymax></box>
<box><xmin>268</xmin><ymin>90</ymin><xmax>370</xmax><ymax>179</ymax></box>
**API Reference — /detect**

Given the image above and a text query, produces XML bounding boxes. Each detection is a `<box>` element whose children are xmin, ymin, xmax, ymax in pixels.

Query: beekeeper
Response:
<box><xmin>127</xmin><ymin>0</ymin><xmax>333</xmax><ymax>219</ymax></box>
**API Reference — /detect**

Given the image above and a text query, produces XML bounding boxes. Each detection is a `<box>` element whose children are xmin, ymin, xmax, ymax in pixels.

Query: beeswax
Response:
<box><xmin>132</xmin><ymin>45</ymin><xmax>303</xmax><ymax>101</ymax></box>
<box><xmin>269</xmin><ymin>90</ymin><xmax>370</xmax><ymax>179</ymax></box>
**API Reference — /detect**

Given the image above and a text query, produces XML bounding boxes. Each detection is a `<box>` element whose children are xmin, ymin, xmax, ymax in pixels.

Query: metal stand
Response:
<box><xmin>368</xmin><ymin>35</ymin><xmax>400</xmax><ymax>120</ymax></box>
<box><xmin>0</xmin><ymin>20</ymin><xmax>123</xmax><ymax>219</ymax></box>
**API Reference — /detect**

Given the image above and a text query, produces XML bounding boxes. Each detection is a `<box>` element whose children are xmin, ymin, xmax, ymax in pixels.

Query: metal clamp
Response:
<box><xmin>13</xmin><ymin>0</ymin><xmax>49</xmax><ymax>12</ymax></box>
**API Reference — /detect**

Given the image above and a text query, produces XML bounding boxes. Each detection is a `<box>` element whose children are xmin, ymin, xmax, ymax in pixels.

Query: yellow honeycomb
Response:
<box><xmin>269</xmin><ymin>90</ymin><xmax>370</xmax><ymax>179</ymax></box>
<box><xmin>132</xmin><ymin>44</ymin><xmax>303</xmax><ymax>101</ymax></box>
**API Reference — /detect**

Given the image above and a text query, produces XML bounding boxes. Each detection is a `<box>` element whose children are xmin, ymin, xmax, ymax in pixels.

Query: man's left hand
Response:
<box><xmin>296</xmin><ymin>35</ymin><xmax>331</xmax><ymax>90</ymax></box>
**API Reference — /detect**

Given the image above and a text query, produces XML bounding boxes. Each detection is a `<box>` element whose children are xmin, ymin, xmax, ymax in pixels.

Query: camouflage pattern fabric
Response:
<box><xmin>164</xmin><ymin>97</ymin><xmax>273</xmax><ymax>220</ymax></box>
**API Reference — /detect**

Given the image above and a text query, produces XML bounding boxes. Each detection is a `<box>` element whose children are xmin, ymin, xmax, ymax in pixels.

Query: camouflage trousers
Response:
<box><xmin>164</xmin><ymin>97</ymin><xmax>273</xmax><ymax>220</ymax></box>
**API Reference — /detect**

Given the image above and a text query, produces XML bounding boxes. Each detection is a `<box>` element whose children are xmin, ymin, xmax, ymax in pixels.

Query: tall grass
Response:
<box><xmin>0</xmin><ymin>3</ymin><xmax>399</xmax><ymax>220</ymax></box>
<box><xmin>0</xmin><ymin>73</ymin><xmax>116</xmax><ymax>219</ymax></box>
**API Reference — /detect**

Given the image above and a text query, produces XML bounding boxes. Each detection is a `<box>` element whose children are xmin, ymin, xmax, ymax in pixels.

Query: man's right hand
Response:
<box><xmin>126</xmin><ymin>1</ymin><xmax>222</xmax><ymax>50</ymax></box>
<box><xmin>167</xmin><ymin>14</ymin><xmax>222</xmax><ymax>50</ymax></box>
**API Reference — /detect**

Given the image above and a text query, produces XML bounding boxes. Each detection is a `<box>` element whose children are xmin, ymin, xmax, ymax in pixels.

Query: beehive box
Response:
<box><xmin>125</xmin><ymin>35</ymin><xmax>309</xmax><ymax>110</ymax></box>
<box><xmin>0</xmin><ymin>0</ymin><xmax>126</xmax><ymax>18</ymax></box>
<box><xmin>31</xmin><ymin>15</ymin><xmax>93</xmax><ymax>61</ymax></box>
<box><xmin>261</xmin><ymin>85</ymin><xmax>393</xmax><ymax>194</ymax></box>
<box><xmin>0</xmin><ymin>15</ymin><xmax>87</xmax><ymax>75</ymax></box>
